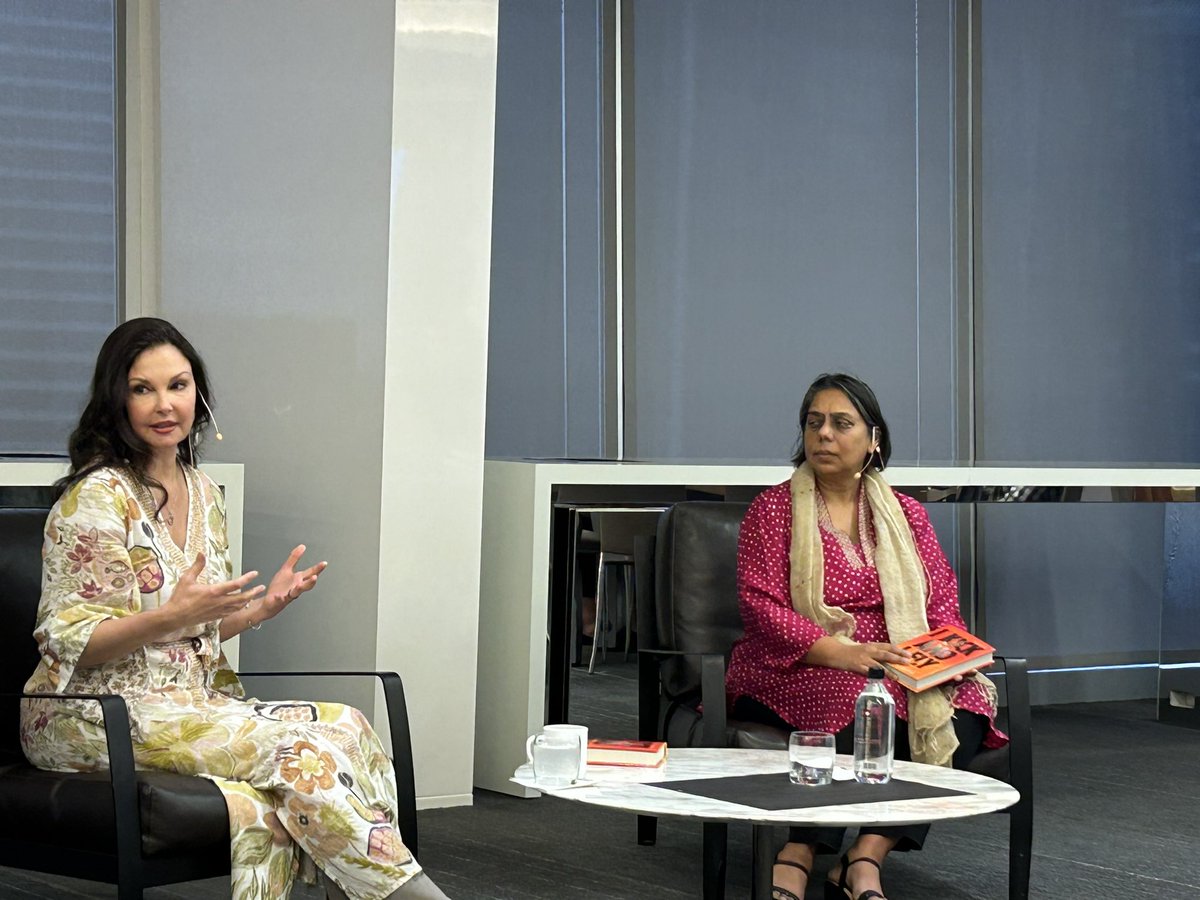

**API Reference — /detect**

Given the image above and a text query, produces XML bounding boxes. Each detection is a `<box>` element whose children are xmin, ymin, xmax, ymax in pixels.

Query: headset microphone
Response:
<box><xmin>197</xmin><ymin>391</ymin><xmax>224</xmax><ymax>440</ymax></box>
<box><xmin>853</xmin><ymin>426</ymin><xmax>880</xmax><ymax>480</ymax></box>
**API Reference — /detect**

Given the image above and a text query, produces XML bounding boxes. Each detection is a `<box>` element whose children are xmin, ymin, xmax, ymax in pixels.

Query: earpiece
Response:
<box><xmin>197</xmin><ymin>391</ymin><xmax>224</xmax><ymax>441</ymax></box>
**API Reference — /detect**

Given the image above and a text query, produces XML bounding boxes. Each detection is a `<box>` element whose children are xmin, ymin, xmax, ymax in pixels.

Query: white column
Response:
<box><xmin>376</xmin><ymin>0</ymin><xmax>500</xmax><ymax>808</ymax></box>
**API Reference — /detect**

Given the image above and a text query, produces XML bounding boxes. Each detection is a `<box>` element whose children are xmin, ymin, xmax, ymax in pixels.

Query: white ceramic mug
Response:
<box><xmin>525</xmin><ymin>724</ymin><xmax>588</xmax><ymax>780</ymax></box>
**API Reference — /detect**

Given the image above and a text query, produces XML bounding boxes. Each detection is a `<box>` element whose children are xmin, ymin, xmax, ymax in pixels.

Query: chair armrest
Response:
<box><xmin>991</xmin><ymin>656</ymin><xmax>1033</xmax><ymax>806</ymax></box>
<box><xmin>4</xmin><ymin>690</ymin><xmax>142</xmax><ymax>871</ymax></box>
<box><xmin>635</xmin><ymin>649</ymin><xmax>729</xmax><ymax>749</ymax></box>
<box><xmin>237</xmin><ymin>670</ymin><xmax>418</xmax><ymax>857</ymax></box>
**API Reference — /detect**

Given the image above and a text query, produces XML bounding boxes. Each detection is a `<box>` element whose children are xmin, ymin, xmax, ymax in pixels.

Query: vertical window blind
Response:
<box><xmin>0</xmin><ymin>0</ymin><xmax>119</xmax><ymax>456</ymax></box>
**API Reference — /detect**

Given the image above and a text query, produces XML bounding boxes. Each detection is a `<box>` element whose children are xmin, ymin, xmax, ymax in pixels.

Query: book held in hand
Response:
<box><xmin>883</xmin><ymin>624</ymin><xmax>994</xmax><ymax>693</ymax></box>
<box><xmin>586</xmin><ymin>738</ymin><xmax>668</xmax><ymax>768</ymax></box>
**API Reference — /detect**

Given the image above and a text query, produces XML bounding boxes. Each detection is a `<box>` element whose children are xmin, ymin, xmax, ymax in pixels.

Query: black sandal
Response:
<box><xmin>823</xmin><ymin>854</ymin><xmax>886</xmax><ymax>900</ymax></box>
<box><xmin>771</xmin><ymin>859</ymin><xmax>811</xmax><ymax>900</ymax></box>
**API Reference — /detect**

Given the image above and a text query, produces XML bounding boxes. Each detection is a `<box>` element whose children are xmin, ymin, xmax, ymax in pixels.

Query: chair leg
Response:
<box><xmin>587</xmin><ymin>596</ymin><xmax>601</xmax><ymax>672</ymax></box>
<box><xmin>637</xmin><ymin>813</ymin><xmax>658</xmax><ymax>845</ymax></box>
<box><xmin>602</xmin><ymin>562</ymin><xmax>612</xmax><ymax>664</ymax></box>
<box><xmin>702</xmin><ymin>821</ymin><xmax>727</xmax><ymax>900</ymax></box>
<box><xmin>570</xmin><ymin>539</ymin><xmax>583</xmax><ymax>668</ymax></box>
<box><xmin>1009</xmin><ymin>802</ymin><xmax>1032</xmax><ymax>900</ymax></box>
<box><xmin>588</xmin><ymin>556</ymin><xmax>605</xmax><ymax>673</ymax></box>
<box><xmin>751</xmin><ymin>825</ymin><xmax>779</xmax><ymax>900</ymax></box>
<box><xmin>623</xmin><ymin>565</ymin><xmax>634</xmax><ymax>661</ymax></box>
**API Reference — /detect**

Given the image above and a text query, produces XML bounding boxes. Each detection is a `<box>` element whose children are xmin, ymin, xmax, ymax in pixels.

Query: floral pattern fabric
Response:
<box><xmin>20</xmin><ymin>467</ymin><xmax>418</xmax><ymax>900</ymax></box>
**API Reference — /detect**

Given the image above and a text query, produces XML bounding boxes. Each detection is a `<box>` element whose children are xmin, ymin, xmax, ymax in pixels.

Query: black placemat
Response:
<box><xmin>647</xmin><ymin>772</ymin><xmax>969</xmax><ymax>811</ymax></box>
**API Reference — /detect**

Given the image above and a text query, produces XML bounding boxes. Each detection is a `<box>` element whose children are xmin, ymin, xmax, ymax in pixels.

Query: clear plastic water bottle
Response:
<box><xmin>853</xmin><ymin>666</ymin><xmax>895</xmax><ymax>784</ymax></box>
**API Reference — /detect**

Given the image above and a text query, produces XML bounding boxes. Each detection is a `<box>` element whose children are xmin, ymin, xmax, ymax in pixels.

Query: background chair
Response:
<box><xmin>0</xmin><ymin>506</ymin><xmax>419</xmax><ymax>900</ymax></box>
<box><xmin>634</xmin><ymin>501</ymin><xmax>1033</xmax><ymax>900</ymax></box>
<box><xmin>553</xmin><ymin>486</ymin><xmax>691</xmax><ymax>672</ymax></box>
<box><xmin>588</xmin><ymin>508</ymin><xmax>665</xmax><ymax>672</ymax></box>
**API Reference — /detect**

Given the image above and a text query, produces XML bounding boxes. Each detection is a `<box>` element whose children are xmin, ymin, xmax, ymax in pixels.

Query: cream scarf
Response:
<box><xmin>789</xmin><ymin>463</ymin><xmax>995</xmax><ymax>767</ymax></box>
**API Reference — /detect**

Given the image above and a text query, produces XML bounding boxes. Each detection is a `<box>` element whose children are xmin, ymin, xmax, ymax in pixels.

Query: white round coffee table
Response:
<box><xmin>513</xmin><ymin>747</ymin><xmax>1019</xmax><ymax>898</ymax></box>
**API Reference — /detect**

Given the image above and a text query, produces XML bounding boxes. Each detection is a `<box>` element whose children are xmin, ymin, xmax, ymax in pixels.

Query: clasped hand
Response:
<box><xmin>166</xmin><ymin>545</ymin><xmax>328</xmax><ymax>629</ymax></box>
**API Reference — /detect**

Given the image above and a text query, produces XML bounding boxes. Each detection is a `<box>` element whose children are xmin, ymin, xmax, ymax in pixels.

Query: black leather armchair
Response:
<box><xmin>635</xmin><ymin>501</ymin><xmax>1033</xmax><ymax>900</ymax></box>
<box><xmin>0</xmin><ymin>506</ymin><xmax>419</xmax><ymax>899</ymax></box>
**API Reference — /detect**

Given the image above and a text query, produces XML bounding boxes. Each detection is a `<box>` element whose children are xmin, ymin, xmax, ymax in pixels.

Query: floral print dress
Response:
<box><xmin>20</xmin><ymin>467</ymin><xmax>419</xmax><ymax>900</ymax></box>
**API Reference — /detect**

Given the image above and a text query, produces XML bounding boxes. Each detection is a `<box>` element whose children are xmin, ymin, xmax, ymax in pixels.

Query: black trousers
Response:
<box><xmin>731</xmin><ymin>695</ymin><xmax>986</xmax><ymax>853</ymax></box>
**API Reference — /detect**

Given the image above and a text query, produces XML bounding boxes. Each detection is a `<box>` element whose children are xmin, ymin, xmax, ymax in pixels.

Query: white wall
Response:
<box><xmin>156</xmin><ymin>0</ymin><xmax>497</xmax><ymax>807</ymax></box>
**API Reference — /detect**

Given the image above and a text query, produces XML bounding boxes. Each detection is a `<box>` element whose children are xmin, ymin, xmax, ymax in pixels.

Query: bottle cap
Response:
<box><xmin>867</xmin><ymin>666</ymin><xmax>885</xmax><ymax>679</ymax></box>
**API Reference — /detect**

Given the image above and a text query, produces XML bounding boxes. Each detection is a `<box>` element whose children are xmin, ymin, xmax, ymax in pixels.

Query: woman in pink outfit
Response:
<box><xmin>724</xmin><ymin>373</ymin><xmax>1006</xmax><ymax>900</ymax></box>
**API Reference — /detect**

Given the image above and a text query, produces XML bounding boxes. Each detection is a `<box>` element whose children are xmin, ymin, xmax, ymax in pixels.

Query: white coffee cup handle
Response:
<box><xmin>525</xmin><ymin>733</ymin><xmax>537</xmax><ymax>765</ymax></box>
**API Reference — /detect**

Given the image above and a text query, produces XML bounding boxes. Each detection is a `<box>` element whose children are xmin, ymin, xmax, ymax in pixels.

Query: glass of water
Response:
<box><xmin>530</xmin><ymin>733</ymin><xmax>581</xmax><ymax>787</ymax></box>
<box><xmin>789</xmin><ymin>731</ymin><xmax>835</xmax><ymax>786</ymax></box>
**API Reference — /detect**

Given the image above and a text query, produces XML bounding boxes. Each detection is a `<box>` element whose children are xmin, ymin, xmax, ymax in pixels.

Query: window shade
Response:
<box><xmin>0</xmin><ymin>0</ymin><xmax>119</xmax><ymax>456</ymax></box>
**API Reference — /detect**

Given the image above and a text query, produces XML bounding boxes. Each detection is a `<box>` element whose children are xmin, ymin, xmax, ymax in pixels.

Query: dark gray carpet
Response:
<box><xmin>2</xmin><ymin>663</ymin><xmax>1197</xmax><ymax>898</ymax></box>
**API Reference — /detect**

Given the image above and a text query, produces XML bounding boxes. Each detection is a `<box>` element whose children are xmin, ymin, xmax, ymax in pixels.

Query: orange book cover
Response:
<box><xmin>883</xmin><ymin>625</ymin><xmax>994</xmax><ymax>692</ymax></box>
<box><xmin>586</xmin><ymin>739</ymin><xmax>668</xmax><ymax>767</ymax></box>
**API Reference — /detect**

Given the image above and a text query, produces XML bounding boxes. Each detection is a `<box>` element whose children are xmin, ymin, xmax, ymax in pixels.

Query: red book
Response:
<box><xmin>586</xmin><ymin>738</ymin><xmax>668</xmax><ymax>768</ymax></box>
<box><xmin>883</xmin><ymin>625</ymin><xmax>994</xmax><ymax>692</ymax></box>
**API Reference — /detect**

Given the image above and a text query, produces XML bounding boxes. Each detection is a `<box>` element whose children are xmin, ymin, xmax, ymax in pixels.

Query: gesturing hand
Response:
<box><xmin>255</xmin><ymin>545</ymin><xmax>328</xmax><ymax>625</ymax></box>
<box><xmin>165</xmin><ymin>553</ymin><xmax>263</xmax><ymax>629</ymax></box>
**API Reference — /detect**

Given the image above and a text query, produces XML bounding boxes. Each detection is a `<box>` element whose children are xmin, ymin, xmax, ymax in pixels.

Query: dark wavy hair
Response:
<box><xmin>790</xmin><ymin>372</ymin><xmax>892</xmax><ymax>471</ymax></box>
<box><xmin>53</xmin><ymin>318</ymin><xmax>215</xmax><ymax>503</ymax></box>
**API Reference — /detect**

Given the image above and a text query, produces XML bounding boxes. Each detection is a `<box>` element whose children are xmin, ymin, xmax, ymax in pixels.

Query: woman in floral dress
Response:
<box><xmin>20</xmin><ymin>318</ymin><xmax>448</xmax><ymax>900</ymax></box>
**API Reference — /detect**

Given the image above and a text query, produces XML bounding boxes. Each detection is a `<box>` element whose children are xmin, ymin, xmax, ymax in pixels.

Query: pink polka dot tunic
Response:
<box><xmin>725</xmin><ymin>481</ymin><xmax>1008</xmax><ymax>749</ymax></box>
